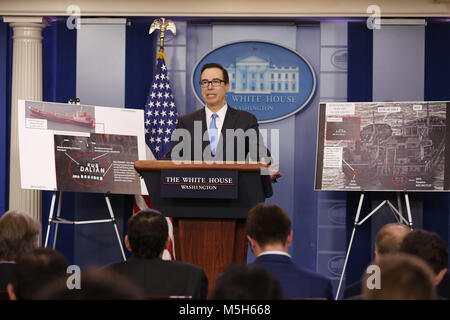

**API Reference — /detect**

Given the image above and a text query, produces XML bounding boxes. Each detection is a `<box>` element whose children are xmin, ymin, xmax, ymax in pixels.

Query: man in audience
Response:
<box><xmin>246</xmin><ymin>203</ymin><xmax>333</xmax><ymax>299</ymax></box>
<box><xmin>344</xmin><ymin>222</ymin><xmax>411</xmax><ymax>299</ymax></box>
<box><xmin>107</xmin><ymin>208</ymin><xmax>208</xmax><ymax>299</ymax></box>
<box><xmin>0</xmin><ymin>210</ymin><xmax>40</xmax><ymax>291</ymax></box>
<box><xmin>37</xmin><ymin>268</ymin><xmax>143</xmax><ymax>300</ymax></box>
<box><xmin>210</xmin><ymin>264</ymin><xmax>282</xmax><ymax>300</ymax></box>
<box><xmin>362</xmin><ymin>253</ymin><xmax>437</xmax><ymax>300</ymax></box>
<box><xmin>400</xmin><ymin>229</ymin><xmax>449</xmax><ymax>299</ymax></box>
<box><xmin>7</xmin><ymin>247</ymin><xmax>68</xmax><ymax>300</ymax></box>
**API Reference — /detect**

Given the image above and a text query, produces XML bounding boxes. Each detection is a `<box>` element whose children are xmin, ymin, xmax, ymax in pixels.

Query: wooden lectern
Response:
<box><xmin>134</xmin><ymin>160</ymin><xmax>268</xmax><ymax>292</ymax></box>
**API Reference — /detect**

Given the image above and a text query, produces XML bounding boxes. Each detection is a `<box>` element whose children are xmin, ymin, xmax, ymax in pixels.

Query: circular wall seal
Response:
<box><xmin>192</xmin><ymin>40</ymin><xmax>316</xmax><ymax>123</ymax></box>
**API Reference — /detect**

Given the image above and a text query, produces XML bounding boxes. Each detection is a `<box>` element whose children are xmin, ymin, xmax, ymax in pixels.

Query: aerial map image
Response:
<box><xmin>315</xmin><ymin>101</ymin><xmax>450</xmax><ymax>191</ymax></box>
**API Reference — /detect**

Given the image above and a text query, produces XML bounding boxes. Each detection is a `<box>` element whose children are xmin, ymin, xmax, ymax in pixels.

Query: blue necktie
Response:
<box><xmin>209</xmin><ymin>113</ymin><xmax>218</xmax><ymax>156</ymax></box>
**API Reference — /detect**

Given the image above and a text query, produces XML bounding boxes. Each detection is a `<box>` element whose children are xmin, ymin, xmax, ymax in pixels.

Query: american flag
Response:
<box><xmin>134</xmin><ymin>51</ymin><xmax>178</xmax><ymax>260</ymax></box>
<box><xmin>144</xmin><ymin>51</ymin><xmax>178</xmax><ymax>160</ymax></box>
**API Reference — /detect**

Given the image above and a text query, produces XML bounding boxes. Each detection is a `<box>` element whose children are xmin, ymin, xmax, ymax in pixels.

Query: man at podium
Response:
<box><xmin>165</xmin><ymin>63</ymin><xmax>281</xmax><ymax>182</ymax></box>
<box><xmin>136</xmin><ymin>63</ymin><xmax>283</xmax><ymax>290</ymax></box>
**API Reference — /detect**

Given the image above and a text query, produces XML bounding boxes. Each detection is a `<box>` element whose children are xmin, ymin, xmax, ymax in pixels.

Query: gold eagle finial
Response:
<box><xmin>149</xmin><ymin>17</ymin><xmax>176</xmax><ymax>51</ymax></box>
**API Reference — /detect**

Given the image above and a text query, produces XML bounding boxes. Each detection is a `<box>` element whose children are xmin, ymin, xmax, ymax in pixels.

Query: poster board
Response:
<box><xmin>315</xmin><ymin>101</ymin><xmax>450</xmax><ymax>191</ymax></box>
<box><xmin>18</xmin><ymin>100</ymin><xmax>148</xmax><ymax>195</ymax></box>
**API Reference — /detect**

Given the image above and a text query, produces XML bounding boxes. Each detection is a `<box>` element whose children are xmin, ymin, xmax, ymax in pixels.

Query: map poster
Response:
<box><xmin>18</xmin><ymin>100</ymin><xmax>148</xmax><ymax>195</ymax></box>
<box><xmin>315</xmin><ymin>101</ymin><xmax>450</xmax><ymax>191</ymax></box>
<box><xmin>54</xmin><ymin>133</ymin><xmax>141</xmax><ymax>194</ymax></box>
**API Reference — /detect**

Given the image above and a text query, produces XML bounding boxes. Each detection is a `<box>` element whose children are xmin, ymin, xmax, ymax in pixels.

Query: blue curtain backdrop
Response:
<box><xmin>347</xmin><ymin>22</ymin><xmax>372</xmax><ymax>103</ymax></box>
<box><xmin>423</xmin><ymin>21</ymin><xmax>450</xmax><ymax>267</ymax></box>
<box><xmin>0</xmin><ymin>21</ymin><xmax>11</xmax><ymax>218</ymax></box>
<box><xmin>125</xmin><ymin>18</ymin><xmax>157</xmax><ymax>110</ymax></box>
<box><xmin>425</xmin><ymin>22</ymin><xmax>450</xmax><ymax>101</ymax></box>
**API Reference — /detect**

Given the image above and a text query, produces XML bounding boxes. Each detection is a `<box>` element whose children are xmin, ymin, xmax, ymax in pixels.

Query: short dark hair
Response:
<box><xmin>210</xmin><ymin>264</ymin><xmax>282</xmax><ymax>300</ymax></box>
<box><xmin>127</xmin><ymin>209</ymin><xmax>168</xmax><ymax>259</ymax></box>
<box><xmin>362</xmin><ymin>253</ymin><xmax>437</xmax><ymax>300</ymax></box>
<box><xmin>0</xmin><ymin>210</ymin><xmax>40</xmax><ymax>261</ymax></box>
<box><xmin>12</xmin><ymin>247</ymin><xmax>69</xmax><ymax>300</ymax></box>
<box><xmin>37</xmin><ymin>268</ymin><xmax>143</xmax><ymax>300</ymax></box>
<box><xmin>400</xmin><ymin>229</ymin><xmax>448</xmax><ymax>274</ymax></box>
<box><xmin>246</xmin><ymin>203</ymin><xmax>291</xmax><ymax>247</ymax></box>
<box><xmin>200</xmin><ymin>63</ymin><xmax>229</xmax><ymax>84</ymax></box>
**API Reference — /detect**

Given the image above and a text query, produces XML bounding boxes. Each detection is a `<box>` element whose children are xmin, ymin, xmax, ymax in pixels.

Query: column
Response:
<box><xmin>4</xmin><ymin>17</ymin><xmax>46</xmax><ymax>223</ymax></box>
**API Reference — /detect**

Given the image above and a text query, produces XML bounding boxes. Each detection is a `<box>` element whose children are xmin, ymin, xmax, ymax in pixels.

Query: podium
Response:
<box><xmin>134</xmin><ymin>160</ymin><xmax>268</xmax><ymax>291</ymax></box>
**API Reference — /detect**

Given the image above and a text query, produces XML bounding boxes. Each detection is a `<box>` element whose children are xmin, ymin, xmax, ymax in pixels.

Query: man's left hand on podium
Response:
<box><xmin>261</xmin><ymin>157</ymin><xmax>282</xmax><ymax>182</ymax></box>
<box><xmin>269</xmin><ymin>162</ymin><xmax>282</xmax><ymax>182</ymax></box>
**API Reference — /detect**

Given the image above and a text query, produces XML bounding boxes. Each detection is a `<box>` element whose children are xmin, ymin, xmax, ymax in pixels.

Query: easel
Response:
<box><xmin>335</xmin><ymin>191</ymin><xmax>414</xmax><ymax>300</ymax></box>
<box><xmin>43</xmin><ymin>191</ymin><xmax>127</xmax><ymax>261</ymax></box>
<box><xmin>43</xmin><ymin>98</ymin><xmax>126</xmax><ymax>261</ymax></box>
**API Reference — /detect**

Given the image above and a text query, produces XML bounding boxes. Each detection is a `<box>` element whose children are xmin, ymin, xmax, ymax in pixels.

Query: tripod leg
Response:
<box><xmin>53</xmin><ymin>191</ymin><xmax>63</xmax><ymax>249</ymax></box>
<box><xmin>386</xmin><ymin>200</ymin><xmax>409</xmax><ymax>225</ymax></box>
<box><xmin>404</xmin><ymin>193</ymin><xmax>414</xmax><ymax>230</ymax></box>
<box><xmin>357</xmin><ymin>200</ymin><xmax>387</xmax><ymax>225</ymax></box>
<box><xmin>44</xmin><ymin>191</ymin><xmax>57</xmax><ymax>248</ymax></box>
<box><xmin>396</xmin><ymin>192</ymin><xmax>403</xmax><ymax>222</ymax></box>
<box><xmin>104</xmin><ymin>194</ymin><xmax>127</xmax><ymax>261</ymax></box>
<box><xmin>335</xmin><ymin>192</ymin><xmax>365</xmax><ymax>300</ymax></box>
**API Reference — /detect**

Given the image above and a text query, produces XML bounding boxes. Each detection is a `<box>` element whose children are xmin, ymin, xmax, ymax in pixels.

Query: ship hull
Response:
<box><xmin>29</xmin><ymin>108</ymin><xmax>92</xmax><ymax>128</ymax></box>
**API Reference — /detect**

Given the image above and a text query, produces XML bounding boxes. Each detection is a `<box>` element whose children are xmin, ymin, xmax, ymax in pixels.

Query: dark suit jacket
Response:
<box><xmin>0</xmin><ymin>262</ymin><xmax>14</xmax><ymax>292</ymax></box>
<box><xmin>107</xmin><ymin>257</ymin><xmax>208</xmax><ymax>299</ymax></box>
<box><xmin>343</xmin><ymin>280</ymin><xmax>362</xmax><ymax>299</ymax></box>
<box><xmin>165</xmin><ymin>106</ymin><xmax>270</xmax><ymax>162</ymax></box>
<box><xmin>438</xmin><ymin>271</ymin><xmax>450</xmax><ymax>300</ymax></box>
<box><xmin>165</xmin><ymin>106</ymin><xmax>273</xmax><ymax>197</ymax></box>
<box><xmin>250</xmin><ymin>254</ymin><xmax>334</xmax><ymax>299</ymax></box>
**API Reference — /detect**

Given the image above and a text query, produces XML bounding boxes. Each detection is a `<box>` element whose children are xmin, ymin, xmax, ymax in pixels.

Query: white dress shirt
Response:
<box><xmin>257</xmin><ymin>251</ymin><xmax>292</xmax><ymax>258</ymax></box>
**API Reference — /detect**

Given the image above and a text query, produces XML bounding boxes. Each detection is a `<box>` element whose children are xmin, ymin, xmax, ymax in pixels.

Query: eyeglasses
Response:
<box><xmin>199</xmin><ymin>79</ymin><xmax>226</xmax><ymax>88</ymax></box>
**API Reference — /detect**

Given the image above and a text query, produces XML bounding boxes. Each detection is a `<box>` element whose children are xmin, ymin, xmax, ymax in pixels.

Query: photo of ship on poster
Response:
<box><xmin>25</xmin><ymin>101</ymin><xmax>95</xmax><ymax>132</ymax></box>
<box><xmin>315</xmin><ymin>101</ymin><xmax>450</xmax><ymax>191</ymax></box>
<box><xmin>29</xmin><ymin>106</ymin><xmax>94</xmax><ymax>128</ymax></box>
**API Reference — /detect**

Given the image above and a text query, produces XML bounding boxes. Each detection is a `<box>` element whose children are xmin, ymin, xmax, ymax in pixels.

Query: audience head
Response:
<box><xmin>246</xmin><ymin>203</ymin><xmax>292</xmax><ymax>255</ymax></box>
<box><xmin>0</xmin><ymin>210</ymin><xmax>40</xmax><ymax>261</ymax></box>
<box><xmin>400</xmin><ymin>229</ymin><xmax>448</xmax><ymax>285</ymax></box>
<box><xmin>7</xmin><ymin>247</ymin><xmax>69</xmax><ymax>300</ymax></box>
<box><xmin>362</xmin><ymin>253</ymin><xmax>437</xmax><ymax>300</ymax></box>
<box><xmin>210</xmin><ymin>264</ymin><xmax>282</xmax><ymax>300</ymax></box>
<box><xmin>37</xmin><ymin>268</ymin><xmax>143</xmax><ymax>300</ymax></box>
<box><xmin>374</xmin><ymin>223</ymin><xmax>411</xmax><ymax>262</ymax></box>
<box><xmin>125</xmin><ymin>208</ymin><xmax>168</xmax><ymax>259</ymax></box>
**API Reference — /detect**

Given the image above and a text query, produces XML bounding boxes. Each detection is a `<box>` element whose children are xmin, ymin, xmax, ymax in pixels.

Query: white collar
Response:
<box><xmin>257</xmin><ymin>251</ymin><xmax>291</xmax><ymax>258</ymax></box>
<box><xmin>205</xmin><ymin>104</ymin><xmax>228</xmax><ymax>121</ymax></box>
